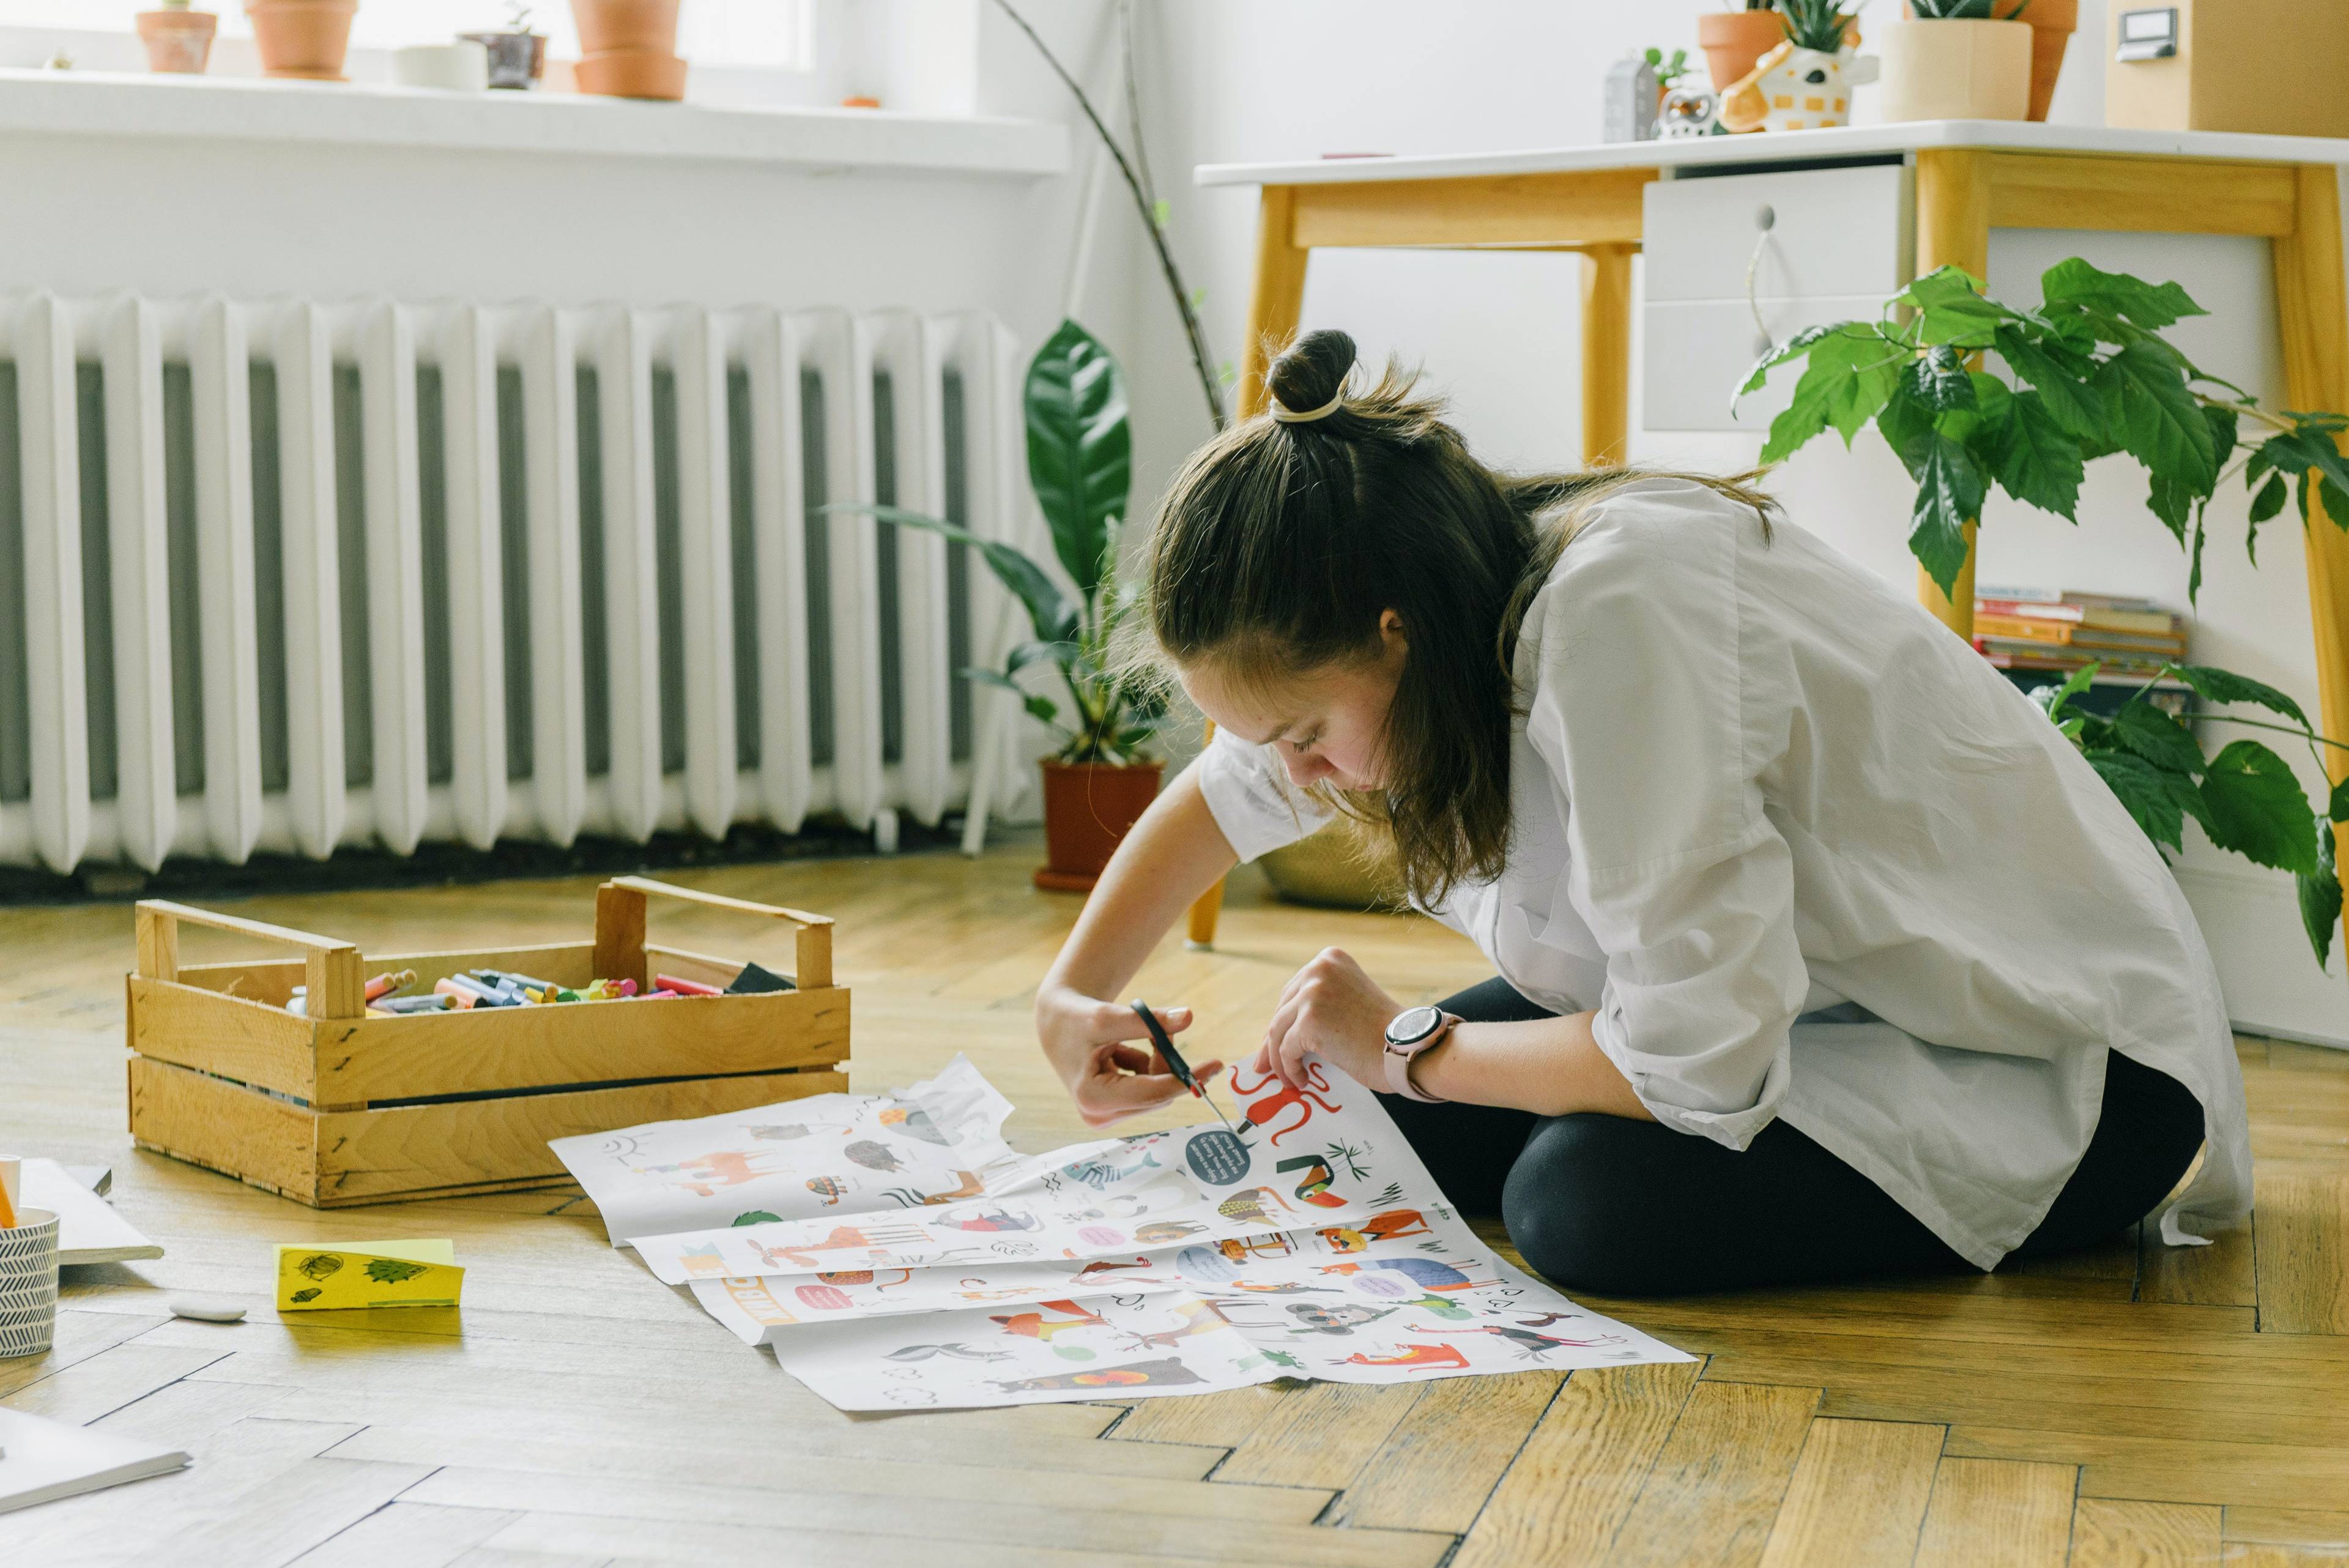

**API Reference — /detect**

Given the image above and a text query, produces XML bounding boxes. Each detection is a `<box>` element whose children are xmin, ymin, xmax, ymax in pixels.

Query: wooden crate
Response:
<box><xmin>125</xmin><ymin>876</ymin><xmax>849</xmax><ymax>1208</ymax></box>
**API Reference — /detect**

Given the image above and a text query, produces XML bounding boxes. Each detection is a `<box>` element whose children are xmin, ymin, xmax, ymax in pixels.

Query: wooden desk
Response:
<box><xmin>1182</xmin><ymin>121</ymin><xmax>2349</xmax><ymax>948</ymax></box>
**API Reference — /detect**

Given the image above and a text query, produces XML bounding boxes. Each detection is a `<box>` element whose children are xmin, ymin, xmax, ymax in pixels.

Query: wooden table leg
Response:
<box><xmin>1581</xmin><ymin>243</ymin><xmax>1634</xmax><ymax>467</ymax></box>
<box><xmin>1187</xmin><ymin>186</ymin><xmax>1310</xmax><ymax>951</ymax></box>
<box><xmin>2274</xmin><ymin>164</ymin><xmax>2349</xmax><ymax>899</ymax></box>
<box><xmin>1913</xmin><ymin>149</ymin><xmax>1991</xmax><ymax>641</ymax></box>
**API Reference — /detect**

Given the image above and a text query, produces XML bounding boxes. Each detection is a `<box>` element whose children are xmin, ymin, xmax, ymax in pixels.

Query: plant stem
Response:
<box><xmin>2200</xmin><ymin>396</ymin><xmax>2295</xmax><ymax>434</ymax></box>
<box><xmin>2199</xmin><ymin>713</ymin><xmax>2349</xmax><ymax>752</ymax></box>
<box><xmin>990</xmin><ymin>0</ymin><xmax>1226</xmax><ymax>433</ymax></box>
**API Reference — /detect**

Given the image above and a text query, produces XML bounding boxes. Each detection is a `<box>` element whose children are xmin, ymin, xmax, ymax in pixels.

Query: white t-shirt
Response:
<box><xmin>1193</xmin><ymin>477</ymin><xmax>2251</xmax><ymax>1269</ymax></box>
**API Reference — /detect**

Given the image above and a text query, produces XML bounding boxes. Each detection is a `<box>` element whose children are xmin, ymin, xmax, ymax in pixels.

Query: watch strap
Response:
<box><xmin>1383</xmin><ymin>1011</ymin><xmax>1458</xmax><ymax>1104</ymax></box>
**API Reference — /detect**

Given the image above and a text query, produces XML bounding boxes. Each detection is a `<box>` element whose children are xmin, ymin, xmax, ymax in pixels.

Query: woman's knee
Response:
<box><xmin>1501</xmin><ymin>1113</ymin><xmax>1680</xmax><ymax>1296</ymax></box>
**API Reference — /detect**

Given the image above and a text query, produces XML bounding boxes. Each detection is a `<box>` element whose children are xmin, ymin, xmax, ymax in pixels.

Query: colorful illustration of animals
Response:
<box><xmin>584</xmin><ymin>1059</ymin><xmax>1694</xmax><ymax>1410</ymax></box>
<box><xmin>547</xmin><ymin>1055</ymin><xmax>1018</xmax><ymax>1248</ymax></box>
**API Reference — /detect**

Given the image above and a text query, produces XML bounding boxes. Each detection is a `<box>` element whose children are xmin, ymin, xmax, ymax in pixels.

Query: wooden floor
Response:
<box><xmin>2</xmin><ymin>842</ymin><xmax>2347</xmax><ymax>1566</ymax></box>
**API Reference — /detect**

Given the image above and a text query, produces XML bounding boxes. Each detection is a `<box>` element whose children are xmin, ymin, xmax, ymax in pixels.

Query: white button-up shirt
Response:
<box><xmin>1194</xmin><ymin>477</ymin><xmax>2250</xmax><ymax>1269</ymax></box>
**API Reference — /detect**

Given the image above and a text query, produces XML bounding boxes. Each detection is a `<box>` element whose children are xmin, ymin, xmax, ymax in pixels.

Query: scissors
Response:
<box><xmin>1129</xmin><ymin>1000</ymin><xmax>1242</xmax><ymax>1139</ymax></box>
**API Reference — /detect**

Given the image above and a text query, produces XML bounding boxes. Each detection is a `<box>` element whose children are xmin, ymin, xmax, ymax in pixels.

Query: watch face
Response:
<box><xmin>1387</xmin><ymin>1005</ymin><xmax>1442</xmax><ymax>1048</ymax></box>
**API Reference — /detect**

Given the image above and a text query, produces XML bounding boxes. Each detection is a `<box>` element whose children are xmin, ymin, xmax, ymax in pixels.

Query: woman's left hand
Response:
<box><xmin>1257</xmin><ymin>947</ymin><xmax>1401</xmax><ymax>1091</ymax></box>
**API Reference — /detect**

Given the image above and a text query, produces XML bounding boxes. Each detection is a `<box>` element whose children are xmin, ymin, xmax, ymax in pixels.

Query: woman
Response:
<box><xmin>1033</xmin><ymin>329</ymin><xmax>2249</xmax><ymax>1296</ymax></box>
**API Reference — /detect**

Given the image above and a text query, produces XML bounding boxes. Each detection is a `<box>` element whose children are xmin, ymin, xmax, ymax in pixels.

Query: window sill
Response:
<box><xmin>0</xmin><ymin>67</ymin><xmax>1068</xmax><ymax>178</ymax></box>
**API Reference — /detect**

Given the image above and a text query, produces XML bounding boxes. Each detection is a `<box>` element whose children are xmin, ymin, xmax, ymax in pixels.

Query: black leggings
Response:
<box><xmin>1381</xmin><ymin>977</ymin><xmax>2207</xmax><ymax>1296</ymax></box>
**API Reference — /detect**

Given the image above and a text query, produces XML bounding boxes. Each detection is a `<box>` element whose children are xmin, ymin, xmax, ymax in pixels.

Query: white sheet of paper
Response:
<box><xmin>549</xmin><ymin>1054</ymin><xmax>1017</xmax><ymax>1247</ymax></box>
<box><xmin>21</xmin><ymin>1159</ymin><xmax>161</xmax><ymax>1266</ymax></box>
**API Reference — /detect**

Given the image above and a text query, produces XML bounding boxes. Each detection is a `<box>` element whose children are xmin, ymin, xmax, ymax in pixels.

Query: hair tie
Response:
<box><xmin>1272</xmin><ymin>387</ymin><xmax>1346</xmax><ymax>424</ymax></box>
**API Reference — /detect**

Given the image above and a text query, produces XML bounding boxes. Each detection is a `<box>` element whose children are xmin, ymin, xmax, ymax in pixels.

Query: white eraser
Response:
<box><xmin>168</xmin><ymin>1296</ymin><xmax>247</xmax><ymax>1325</ymax></box>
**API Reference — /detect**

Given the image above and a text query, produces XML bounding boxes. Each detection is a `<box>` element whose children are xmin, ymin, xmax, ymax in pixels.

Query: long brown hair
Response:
<box><xmin>1143</xmin><ymin>329</ymin><xmax>1773</xmax><ymax>908</ymax></box>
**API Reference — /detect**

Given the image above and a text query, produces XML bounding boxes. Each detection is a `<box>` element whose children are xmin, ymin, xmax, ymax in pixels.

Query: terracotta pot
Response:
<box><xmin>246</xmin><ymin>0</ymin><xmax>355</xmax><ymax>81</ymax></box>
<box><xmin>135</xmin><ymin>9</ymin><xmax>217</xmax><ymax>74</ymax></box>
<box><xmin>2014</xmin><ymin>0</ymin><xmax>2077</xmax><ymax>122</ymax></box>
<box><xmin>574</xmin><ymin>46</ymin><xmax>687</xmax><ymax>101</ymax></box>
<box><xmin>571</xmin><ymin>0</ymin><xmax>681</xmax><ymax>56</ymax></box>
<box><xmin>1879</xmin><ymin>18</ymin><xmax>2032</xmax><ymax>122</ymax></box>
<box><xmin>1035</xmin><ymin>760</ymin><xmax>1163</xmax><ymax>893</ymax></box>
<box><xmin>1698</xmin><ymin>10</ymin><xmax>1788</xmax><ymax>92</ymax></box>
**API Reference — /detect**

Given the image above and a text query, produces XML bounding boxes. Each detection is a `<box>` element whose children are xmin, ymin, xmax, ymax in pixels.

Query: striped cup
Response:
<box><xmin>0</xmin><ymin>1208</ymin><xmax>60</xmax><ymax>1359</ymax></box>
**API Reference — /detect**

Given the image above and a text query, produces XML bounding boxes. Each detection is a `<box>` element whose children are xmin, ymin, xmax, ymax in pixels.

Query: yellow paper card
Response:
<box><xmin>274</xmin><ymin>1239</ymin><xmax>462</xmax><ymax>1310</ymax></box>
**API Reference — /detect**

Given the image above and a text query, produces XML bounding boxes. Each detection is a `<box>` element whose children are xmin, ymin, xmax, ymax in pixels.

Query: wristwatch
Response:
<box><xmin>1383</xmin><ymin>1005</ymin><xmax>1460</xmax><ymax>1103</ymax></box>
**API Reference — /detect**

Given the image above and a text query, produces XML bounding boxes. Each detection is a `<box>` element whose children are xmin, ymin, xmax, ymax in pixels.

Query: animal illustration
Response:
<box><xmin>1229</xmin><ymin>1061</ymin><xmax>1344</xmax><ymax>1145</ymax></box>
<box><xmin>1285</xmin><ymin>1302</ymin><xmax>1398</xmax><ymax>1337</ymax></box>
<box><xmin>1100</xmin><ymin>1175</ymin><xmax>1195</xmax><ymax>1219</ymax></box>
<box><xmin>289</xmin><ymin>1287</ymin><xmax>321</xmax><ymax>1303</ymax></box>
<box><xmin>990</xmin><ymin>1299</ymin><xmax>1110</xmax><ymax>1343</ymax></box>
<box><xmin>1131</xmin><ymin>1222</ymin><xmax>1206</xmax><ymax>1246</ymax></box>
<box><xmin>1277</xmin><ymin>1155</ymin><xmax>1347</xmax><ymax>1209</ymax></box>
<box><xmin>885</xmin><ymin>1342</ymin><xmax>1012</xmax><ymax>1363</ymax></box>
<box><xmin>1218</xmin><ymin>1234</ymin><xmax>1296</xmax><ymax>1264</ymax></box>
<box><xmin>878</xmin><ymin>1104</ymin><xmax>951</xmax><ymax>1145</ymax></box>
<box><xmin>1316</xmin><ymin>1209</ymin><xmax>1434</xmax><ymax>1253</ymax></box>
<box><xmin>795</xmin><ymin>1284</ymin><xmax>854</xmax><ymax>1310</ymax></box>
<box><xmin>1215</xmin><ymin>1186</ymin><xmax>1294</xmax><ymax>1230</ymax></box>
<box><xmin>844</xmin><ymin>1139</ymin><xmax>906</xmax><ymax>1172</ymax></box>
<box><xmin>1074</xmin><ymin>1256</ymin><xmax>1165</xmax><ymax>1287</ymax></box>
<box><xmin>640</xmin><ymin>1148</ymin><xmax>793</xmax><ymax>1196</ymax></box>
<box><xmin>1319</xmin><ymin>1258</ymin><xmax>1499</xmax><ymax>1291</ymax></box>
<box><xmin>750</xmin><ymin>1222</ymin><xmax>930</xmax><ymax>1269</ymax></box>
<box><xmin>1121</xmin><ymin>1298</ymin><xmax>1233</xmax><ymax>1351</ymax></box>
<box><xmin>678</xmin><ymin>1242</ymin><xmax>730</xmax><ymax>1277</ymax></box>
<box><xmin>1340</xmin><ymin>1342</ymin><xmax>1469</xmax><ymax>1370</ymax></box>
<box><xmin>818</xmin><ymin>1268</ymin><xmax>911</xmax><ymax>1290</ymax></box>
<box><xmin>881</xmin><ymin>1170</ymin><xmax>986</xmax><ymax>1208</ymax></box>
<box><xmin>1718</xmin><ymin>39</ymin><xmax>1873</xmax><ymax>135</ymax></box>
<box><xmin>1420</xmin><ymin>1323</ymin><xmax>1629</xmax><ymax>1360</ymax></box>
<box><xmin>931</xmin><ymin>1206</ymin><xmax>1041</xmax><ymax>1234</ymax></box>
<box><xmin>363</xmin><ymin>1257</ymin><xmax>427</xmax><ymax>1285</ymax></box>
<box><xmin>1061</xmin><ymin>1146</ymin><xmax>1161</xmax><ymax>1190</ymax></box>
<box><xmin>990</xmin><ymin>1357</ymin><xmax>1208</xmax><ymax>1393</ymax></box>
<box><xmin>748</xmin><ymin>1119</ymin><xmax>847</xmax><ymax>1141</ymax></box>
<box><xmin>805</xmin><ymin>1175</ymin><xmax>850</xmax><ymax>1206</ymax></box>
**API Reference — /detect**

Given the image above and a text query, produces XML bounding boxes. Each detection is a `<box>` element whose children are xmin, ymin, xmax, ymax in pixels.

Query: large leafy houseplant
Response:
<box><xmin>1742</xmin><ymin>261</ymin><xmax>2349</xmax><ymax>964</ymax></box>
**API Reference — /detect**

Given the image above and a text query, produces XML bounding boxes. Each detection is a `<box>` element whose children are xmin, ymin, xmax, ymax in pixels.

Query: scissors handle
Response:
<box><xmin>1128</xmin><ymin>1000</ymin><xmax>1200</xmax><ymax>1094</ymax></box>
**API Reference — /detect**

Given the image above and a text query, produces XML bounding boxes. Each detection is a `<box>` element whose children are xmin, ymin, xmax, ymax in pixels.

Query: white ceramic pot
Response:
<box><xmin>1877</xmin><ymin>17</ymin><xmax>2032</xmax><ymax>122</ymax></box>
<box><xmin>392</xmin><ymin>39</ymin><xmax>491</xmax><ymax>92</ymax></box>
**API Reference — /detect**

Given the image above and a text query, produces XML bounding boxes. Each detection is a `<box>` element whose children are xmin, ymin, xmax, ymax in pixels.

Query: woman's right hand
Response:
<box><xmin>1036</xmin><ymin>983</ymin><xmax>1224</xmax><ymax>1129</ymax></box>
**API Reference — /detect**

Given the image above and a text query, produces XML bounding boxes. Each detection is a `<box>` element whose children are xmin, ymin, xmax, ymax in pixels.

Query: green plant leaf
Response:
<box><xmin>964</xmin><ymin>667</ymin><xmax>1065</xmax><ymax>731</ymax></box>
<box><xmin>1991</xmin><ymin>325</ymin><xmax>2110</xmax><ymax>444</ymax></box>
<box><xmin>1904</xmin><ymin>345</ymin><xmax>1976</xmax><ymax>412</ymax></box>
<box><xmin>1991</xmin><ymin>390</ymin><xmax>2085</xmax><ymax>521</ymax></box>
<box><xmin>1025</xmin><ymin>319</ymin><xmax>1132</xmax><ymax>602</ymax></box>
<box><xmin>1908</xmin><ymin>432</ymin><xmax>1983</xmax><ymax>597</ymax></box>
<box><xmin>2088</xmin><ymin>749</ymin><xmax>2189</xmax><ymax>853</ymax></box>
<box><xmin>2035</xmin><ymin>661</ymin><xmax>2099</xmax><ymax>724</ymax></box>
<box><xmin>1876</xmin><ymin>384</ymin><xmax>1937</xmax><ymax>477</ymax></box>
<box><xmin>2099</xmin><ymin>338</ymin><xmax>2218</xmax><ymax>496</ymax></box>
<box><xmin>829</xmin><ymin>503</ymin><xmax>1078</xmax><ymax>645</ymax></box>
<box><xmin>2110</xmin><ymin>700</ymin><xmax>2205</xmax><ymax>777</ymax></box>
<box><xmin>1900</xmin><ymin>267</ymin><xmax>2007</xmax><ymax>346</ymax></box>
<box><xmin>2173</xmin><ymin>664</ymin><xmax>2310</xmax><ymax>728</ymax></box>
<box><xmin>2200</xmin><ymin>738</ymin><xmax>2320</xmax><ymax>874</ymax></box>
<box><xmin>1757</xmin><ymin>328</ymin><xmax>1903</xmax><ymax>458</ymax></box>
<box><xmin>2147</xmin><ymin>469</ymin><xmax>2198</xmax><ymax>543</ymax></box>
<box><xmin>1006</xmin><ymin>639</ymin><xmax>1080</xmax><ymax>675</ymax></box>
<box><xmin>2251</xmin><ymin>470</ymin><xmax>2290</xmax><ymax>525</ymax></box>
<box><xmin>2297</xmin><ymin>825</ymin><xmax>2342</xmax><ymax>968</ymax></box>
<box><xmin>1737</xmin><ymin>321</ymin><xmax>1852</xmax><ymax>398</ymax></box>
<box><xmin>2331</xmin><ymin>775</ymin><xmax>2349</xmax><ymax>823</ymax></box>
<box><xmin>2039</xmin><ymin>258</ymin><xmax>2206</xmax><ymax>332</ymax></box>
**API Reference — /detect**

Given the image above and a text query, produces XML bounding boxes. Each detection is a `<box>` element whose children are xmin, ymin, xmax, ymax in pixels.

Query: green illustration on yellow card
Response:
<box><xmin>273</xmin><ymin>1239</ymin><xmax>463</xmax><ymax>1310</ymax></box>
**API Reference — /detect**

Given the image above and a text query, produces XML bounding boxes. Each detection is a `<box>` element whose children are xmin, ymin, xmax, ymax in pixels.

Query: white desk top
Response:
<box><xmin>1194</xmin><ymin>121</ymin><xmax>2349</xmax><ymax>188</ymax></box>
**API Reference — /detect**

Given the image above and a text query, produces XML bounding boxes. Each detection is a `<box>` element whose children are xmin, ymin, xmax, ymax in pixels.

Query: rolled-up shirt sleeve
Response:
<box><xmin>1192</xmin><ymin>726</ymin><xmax>1337</xmax><ymax>863</ymax></box>
<box><xmin>1527</xmin><ymin>511</ymin><xmax>1808</xmax><ymax>1149</ymax></box>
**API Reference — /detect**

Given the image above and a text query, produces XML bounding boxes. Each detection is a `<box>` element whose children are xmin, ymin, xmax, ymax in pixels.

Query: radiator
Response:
<box><xmin>0</xmin><ymin>295</ymin><xmax>1031</xmax><ymax>874</ymax></box>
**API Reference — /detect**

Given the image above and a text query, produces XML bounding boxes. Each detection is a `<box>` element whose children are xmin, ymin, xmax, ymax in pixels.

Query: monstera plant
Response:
<box><xmin>1742</xmin><ymin>261</ymin><xmax>2349</xmax><ymax>965</ymax></box>
<box><xmin>841</xmin><ymin>318</ymin><xmax>1167</xmax><ymax>893</ymax></box>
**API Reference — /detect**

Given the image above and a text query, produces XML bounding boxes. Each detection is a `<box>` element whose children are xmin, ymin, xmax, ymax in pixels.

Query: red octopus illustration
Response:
<box><xmin>1228</xmin><ymin>1061</ymin><xmax>1344</xmax><ymax>1146</ymax></box>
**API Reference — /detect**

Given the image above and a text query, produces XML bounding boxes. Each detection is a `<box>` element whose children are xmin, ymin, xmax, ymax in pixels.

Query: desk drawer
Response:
<box><xmin>1643</xmin><ymin>165</ymin><xmax>1913</xmax><ymax>303</ymax></box>
<box><xmin>1645</xmin><ymin>294</ymin><xmax>1890</xmax><ymax>434</ymax></box>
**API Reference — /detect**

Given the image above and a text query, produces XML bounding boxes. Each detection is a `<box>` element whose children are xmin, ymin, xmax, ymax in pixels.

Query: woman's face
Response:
<box><xmin>1179</xmin><ymin>612</ymin><xmax>1408</xmax><ymax>793</ymax></box>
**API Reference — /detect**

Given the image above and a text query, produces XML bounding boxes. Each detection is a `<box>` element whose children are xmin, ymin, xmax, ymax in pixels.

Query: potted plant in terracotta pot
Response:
<box><xmin>1698</xmin><ymin>1</ymin><xmax>1787</xmax><ymax>92</ymax></box>
<box><xmin>2014</xmin><ymin>0</ymin><xmax>2079</xmax><ymax>121</ymax></box>
<box><xmin>136</xmin><ymin>0</ymin><xmax>218</xmax><ymax>73</ymax></box>
<box><xmin>1878</xmin><ymin>0</ymin><xmax>2035</xmax><ymax>122</ymax></box>
<box><xmin>570</xmin><ymin>0</ymin><xmax>687</xmax><ymax>101</ymax></box>
<box><xmin>247</xmin><ymin>0</ymin><xmax>357</xmax><ymax>81</ymax></box>
<box><xmin>839</xmin><ymin>320</ymin><xmax>1169</xmax><ymax>893</ymax></box>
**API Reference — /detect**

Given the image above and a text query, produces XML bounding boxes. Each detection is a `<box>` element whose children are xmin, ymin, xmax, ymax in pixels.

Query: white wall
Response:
<box><xmin>1116</xmin><ymin>0</ymin><xmax>2349</xmax><ymax>1040</ymax></box>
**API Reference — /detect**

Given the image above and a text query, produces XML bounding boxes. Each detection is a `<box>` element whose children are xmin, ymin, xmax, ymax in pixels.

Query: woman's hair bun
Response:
<box><xmin>1267</xmin><ymin>329</ymin><xmax>1357</xmax><ymax>417</ymax></box>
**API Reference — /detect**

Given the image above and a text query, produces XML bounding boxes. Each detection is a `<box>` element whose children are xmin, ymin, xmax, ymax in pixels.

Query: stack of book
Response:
<box><xmin>1972</xmin><ymin>586</ymin><xmax>2188</xmax><ymax>683</ymax></box>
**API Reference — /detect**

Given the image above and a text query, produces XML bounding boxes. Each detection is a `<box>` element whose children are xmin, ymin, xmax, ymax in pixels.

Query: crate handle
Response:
<box><xmin>593</xmin><ymin>876</ymin><xmax>833</xmax><ymax>991</ymax></box>
<box><xmin>133</xmin><ymin>900</ymin><xmax>369</xmax><ymax>1020</ymax></box>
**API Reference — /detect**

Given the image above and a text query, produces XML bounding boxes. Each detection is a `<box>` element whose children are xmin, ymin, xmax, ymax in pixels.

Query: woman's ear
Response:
<box><xmin>1379</xmin><ymin>609</ymin><xmax>1408</xmax><ymax>655</ymax></box>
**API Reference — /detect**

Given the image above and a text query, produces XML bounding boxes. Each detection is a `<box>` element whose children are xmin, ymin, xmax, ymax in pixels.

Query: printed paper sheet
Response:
<box><xmin>562</xmin><ymin>1056</ymin><xmax>1692</xmax><ymax>1411</ymax></box>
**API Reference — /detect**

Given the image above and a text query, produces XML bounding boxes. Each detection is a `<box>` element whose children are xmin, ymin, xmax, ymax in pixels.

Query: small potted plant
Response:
<box><xmin>839</xmin><ymin>321</ymin><xmax>1170</xmax><ymax>893</ymax></box>
<box><xmin>1742</xmin><ymin>261</ymin><xmax>2349</xmax><ymax>954</ymax></box>
<box><xmin>1877</xmin><ymin>0</ymin><xmax>2035</xmax><ymax>122</ymax></box>
<box><xmin>464</xmin><ymin>1</ymin><xmax>547</xmax><ymax>90</ymax></box>
<box><xmin>135</xmin><ymin>0</ymin><xmax>217</xmax><ymax>73</ymax></box>
<box><xmin>247</xmin><ymin>0</ymin><xmax>357</xmax><ymax>81</ymax></box>
<box><xmin>1697</xmin><ymin>1</ymin><xmax>1787</xmax><ymax>92</ymax></box>
<box><xmin>570</xmin><ymin>0</ymin><xmax>687</xmax><ymax>102</ymax></box>
<box><xmin>1720</xmin><ymin>0</ymin><xmax>1872</xmax><ymax>133</ymax></box>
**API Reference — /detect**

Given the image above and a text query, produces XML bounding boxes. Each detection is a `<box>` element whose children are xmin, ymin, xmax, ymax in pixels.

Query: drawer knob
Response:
<box><xmin>1755</xmin><ymin>203</ymin><xmax>1776</xmax><ymax>231</ymax></box>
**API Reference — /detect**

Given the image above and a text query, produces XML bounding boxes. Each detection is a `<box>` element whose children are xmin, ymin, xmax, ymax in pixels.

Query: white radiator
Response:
<box><xmin>0</xmin><ymin>294</ymin><xmax>1030</xmax><ymax>874</ymax></box>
